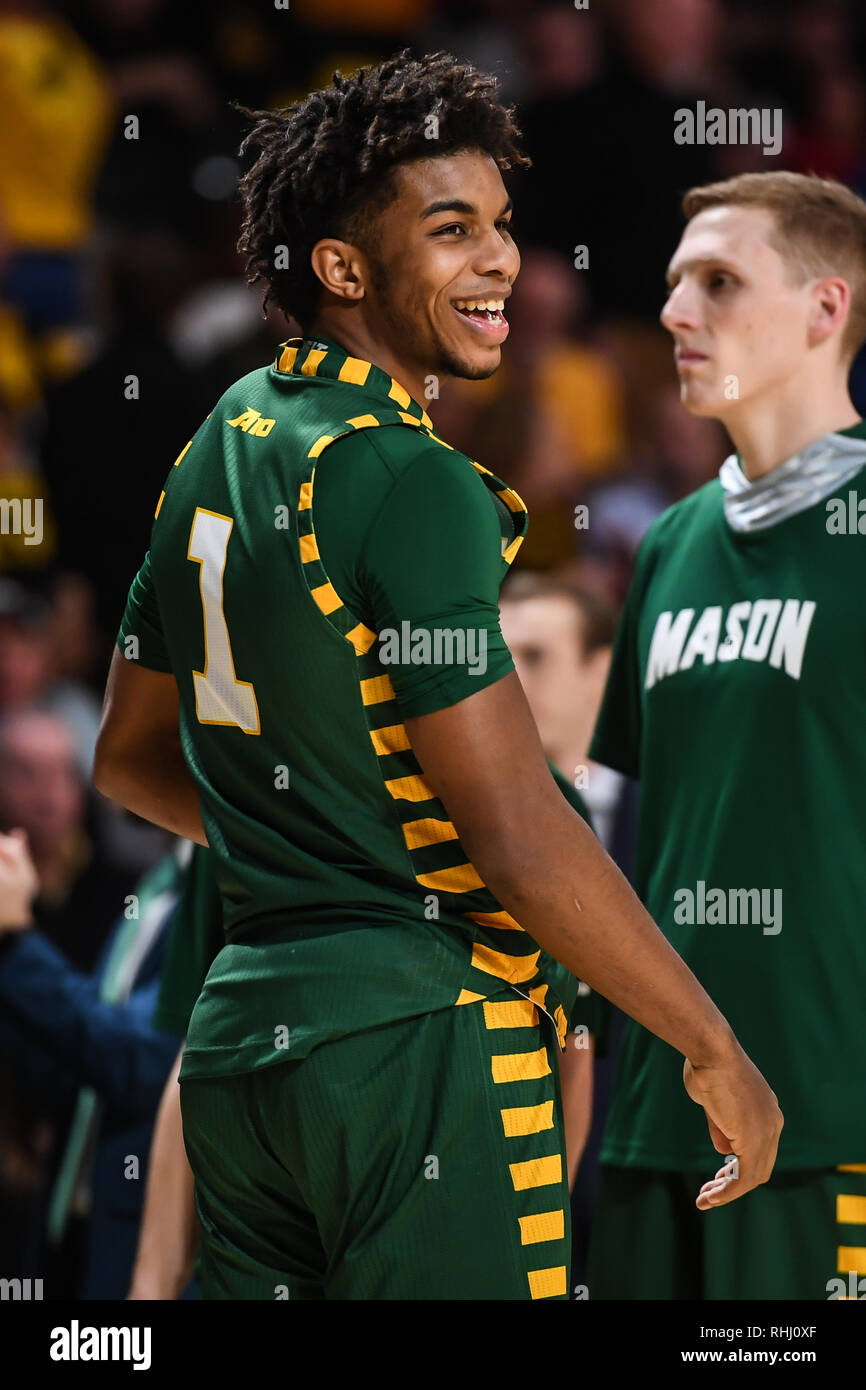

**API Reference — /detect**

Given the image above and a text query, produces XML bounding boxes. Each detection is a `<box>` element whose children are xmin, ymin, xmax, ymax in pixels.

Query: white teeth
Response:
<box><xmin>454</xmin><ymin>298</ymin><xmax>506</xmax><ymax>312</ymax></box>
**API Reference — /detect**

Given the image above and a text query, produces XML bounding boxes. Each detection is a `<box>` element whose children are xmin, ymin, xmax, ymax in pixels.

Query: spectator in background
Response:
<box><xmin>0</xmin><ymin>580</ymin><xmax>100</xmax><ymax>775</ymax></box>
<box><xmin>0</xmin><ymin>827</ymin><xmax>187</xmax><ymax>1298</ymax></box>
<box><xmin>39</xmin><ymin>229</ymin><xmax>214</xmax><ymax>654</ymax></box>
<box><xmin>0</xmin><ymin>0</ymin><xmax>112</xmax><ymax>388</ymax></box>
<box><xmin>518</xmin><ymin>0</ymin><xmax>721</xmax><ymax>320</ymax></box>
<box><xmin>0</xmin><ymin>709</ymin><xmax>130</xmax><ymax>971</ymax></box>
<box><xmin>500</xmin><ymin>570</ymin><xmax>622</xmax><ymax>848</ymax></box>
<box><xmin>433</xmin><ymin>248</ymin><xmax>625</xmax><ymax>566</ymax></box>
<box><xmin>0</xmin><ymin>404</ymin><xmax>56</xmax><ymax>573</ymax></box>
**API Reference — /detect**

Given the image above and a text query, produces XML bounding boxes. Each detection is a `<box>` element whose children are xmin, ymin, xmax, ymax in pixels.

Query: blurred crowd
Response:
<box><xmin>2</xmin><ymin>0</ymin><xmax>866</xmax><ymax>1297</ymax></box>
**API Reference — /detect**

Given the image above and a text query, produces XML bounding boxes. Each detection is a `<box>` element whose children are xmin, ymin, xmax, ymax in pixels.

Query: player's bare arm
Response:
<box><xmin>128</xmin><ymin>1044</ymin><xmax>199</xmax><ymax>1300</ymax></box>
<box><xmin>406</xmin><ymin>671</ymin><xmax>783</xmax><ymax>1208</ymax></box>
<box><xmin>94</xmin><ymin>651</ymin><xmax>207</xmax><ymax>846</ymax></box>
<box><xmin>558</xmin><ymin>1036</ymin><xmax>594</xmax><ymax>1191</ymax></box>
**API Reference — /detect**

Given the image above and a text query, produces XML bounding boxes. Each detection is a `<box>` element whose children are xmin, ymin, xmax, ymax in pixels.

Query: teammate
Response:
<box><xmin>588</xmin><ymin>171</ymin><xmax>866</xmax><ymax>1300</ymax></box>
<box><xmin>93</xmin><ymin>52</ymin><xmax>780</xmax><ymax>1300</ymax></box>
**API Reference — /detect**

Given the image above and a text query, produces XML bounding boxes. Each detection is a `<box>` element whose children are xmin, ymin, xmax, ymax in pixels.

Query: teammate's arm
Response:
<box><xmin>128</xmin><ymin>1043</ymin><xmax>199</xmax><ymax>1300</ymax></box>
<box><xmin>94</xmin><ymin>651</ymin><xmax>207</xmax><ymax>846</ymax></box>
<box><xmin>558</xmin><ymin>1036</ymin><xmax>594</xmax><ymax>1190</ymax></box>
<box><xmin>405</xmin><ymin>673</ymin><xmax>783</xmax><ymax>1209</ymax></box>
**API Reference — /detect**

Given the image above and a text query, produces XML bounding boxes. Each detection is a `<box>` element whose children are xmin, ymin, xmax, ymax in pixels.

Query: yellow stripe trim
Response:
<box><xmin>467</xmin><ymin>909</ymin><xmax>523</xmax><ymax>932</ymax></box>
<box><xmin>839</xmin><ymin>1165</ymin><xmax>866</xmax><ymax>1173</ymax></box>
<box><xmin>491</xmin><ymin>1047</ymin><xmax>551</xmax><ymax>1085</ymax></box>
<box><xmin>277</xmin><ymin>345</ymin><xmax>299</xmax><ymax>372</ymax></box>
<box><xmin>387</xmin><ymin>379</ymin><xmax>411</xmax><ymax>409</ymax></box>
<box><xmin>500</xmin><ymin>1101</ymin><xmax>555</xmax><ymax>1138</ymax></box>
<box><xmin>497</xmin><ymin>486</ymin><xmax>527</xmax><ymax>514</ymax></box>
<box><xmin>838</xmin><ymin>1195</ymin><xmax>866</xmax><ymax>1225</ymax></box>
<box><xmin>554</xmin><ymin>1004</ymin><xmax>568</xmax><ymax>1047</ymax></box>
<box><xmin>345</xmin><ymin>622</ymin><xmax>377</xmax><ymax>655</ymax></box>
<box><xmin>301</xmin><ymin>348</ymin><xmax>327</xmax><ymax>376</ymax></box>
<box><xmin>528</xmin><ymin>984</ymin><xmax>549</xmax><ymax>1009</ymax></box>
<box><xmin>482</xmin><ymin>998</ymin><xmax>538</xmax><ymax>1030</ymax></box>
<box><xmin>527</xmin><ymin>1266</ymin><xmax>567</xmax><ymax>1300</ymax></box>
<box><xmin>369</xmin><ymin>723</ymin><xmax>410</xmax><ymax>757</ymax></box>
<box><xmin>509</xmin><ymin>1155</ymin><xmax>562</xmax><ymax>1192</ymax></box>
<box><xmin>471</xmin><ymin>943</ymin><xmax>540</xmax><ymax>983</ymax></box>
<box><xmin>346</xmin><ymin>413</ymin><xmax>380</xmax><ymax>429</ymax></box>
<box><xmin>173</xmin><ymin>441</ymin><xmax>192</xmax><ymax>467</ymax></box>
<box><xmin>416</xmin><ymin>863</ymin><xmax>485</xmax><ymax>893</ymax></box>
<box><xmin>298</xmin><ymin>480</ymin><xmax>313</xmax><ymax>510</ymax></box>
<box><xmin>402</xmin><ymin>818</ymin><xmax>459</xmax><ymax>851</ymax></box>
<box><xmin>337</xmin><ymin>356</ymin><xmax>371</xmax><ymax>385</ymax></box>
<box><xmin>838</xmin><ymin>1246</ymin><xmax>866</xmax><ymax>1274</ymax></box>
<box><xmin>519</xmin><ymin>1210</ymin><xmax>564</xmax><ymax>1246</ymax></box>
<box><xmin>308</xmin><ymin>434</ymin><xmax>335</xmax><ymax>459</ymax></box>
<box><xmin>397</xmin><ymin>410</ymin><xmax>423</xmax><ymax>427</ymax></box>
<box><xmin>360</xmin><ymin>674</ymin><xmax>395</xmax><ymax>705</ymax></box>
<box><xmin>298</xmin><ymin>533</ymin><xmax>319</xmax><ymax>563</ymax></box>
<box><xmin>426</xmin><ymin>431</ymin><xmax>454</xmax><ymax>451</ymax></box>
<box><xmin>503</xmin><ymin>535</ymin><xmax>524</xmax><ymax>566</ymax></box>
<box><xmin>455</xmin><ymin>988</ymin><xmax>485</xmax><ymax>1005</ymax></box>
<box><xmin>311</xmin><ymin>581</ymin><xmax>342</xmax><ymax>616</ymax></box>
<box><xmin>384</xmin><ymin>774</ymin><xmax>436</xmax><ymax>804</ymax></box>
<box><xmin>154</xmin><ymin>490</ymin><xmax>165</xmax><ymax>519</ymax></box>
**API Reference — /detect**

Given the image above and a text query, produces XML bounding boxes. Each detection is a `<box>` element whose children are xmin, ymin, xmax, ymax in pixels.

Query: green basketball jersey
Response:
<box><xmin>590</xmin><ymin>427</ymin><xmax>866</xmax><ymax>1169</ymax></box>
<box><xmin>119</xmin><ymin>334</ymin><xmax>581</xmax><ymax>1078</ymax></box>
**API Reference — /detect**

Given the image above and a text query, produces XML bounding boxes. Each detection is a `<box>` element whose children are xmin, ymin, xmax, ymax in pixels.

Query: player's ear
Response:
<box><xmin>807</xmin><ymin>276</ymin><xmax>851</xmax><ymax>349</ymax></box>
<box><xmin>309</xmin><ymin>239</ymin><xmax>366</xmax><ymax>304</ymax></box>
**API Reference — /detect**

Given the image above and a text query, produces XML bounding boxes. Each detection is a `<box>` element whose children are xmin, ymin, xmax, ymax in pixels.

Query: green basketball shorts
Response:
<box><xmin>587</xmin><ymin>1162</ymin><xmax>866</xmax><ymax>1299</ymax></box>
<box><xmin>180</xmin><ymin>989</ymin><xmax>572</xmax><ymax>1299</ymax></box>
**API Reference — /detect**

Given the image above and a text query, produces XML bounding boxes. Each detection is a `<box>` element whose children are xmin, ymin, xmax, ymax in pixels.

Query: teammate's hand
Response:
<box><xmin>0</xmin><ymin>829</ymin><xmax>38</xmax><ymax>933</ymax></box>
<box><xmin>683</xmin><ymin>1043</ymin><xmax>783</xmax><ymax>1210</ymax></box>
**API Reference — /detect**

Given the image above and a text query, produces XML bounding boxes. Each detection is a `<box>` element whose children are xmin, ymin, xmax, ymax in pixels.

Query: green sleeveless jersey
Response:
<box><xmin>119</xmin><ymin>335</ymin><xmax>581</xmax><ymax>1077</ymax></box>
<box><xmin>590</xmin><ymin>429</ymin><xmax>866</xmax><ymax>1169</ymax></box>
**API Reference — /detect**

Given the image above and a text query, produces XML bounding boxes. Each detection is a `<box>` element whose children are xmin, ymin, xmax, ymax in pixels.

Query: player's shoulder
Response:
<box><xmin>636</xmin><ymin>477</ymin><xmax>723</xmax><ymax>566</ymax></box>
<box><xmin>212</xmin><ymin>366</ymin><xmax>277</xmax><ymax>417</ymax></box>
<box><xmin>326</xmin><ymin>417</ymin><xmax>482</xmax><ymax>493</ymax></box>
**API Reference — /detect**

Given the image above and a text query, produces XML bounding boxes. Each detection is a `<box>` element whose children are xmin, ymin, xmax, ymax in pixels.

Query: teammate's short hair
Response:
<box><xmin>682</xmin><ymin>171</ymin><xmax>866</xmax><ymax>359</ymax></box>
<box><xmin>500</xmin><ymin>570</ymin><xmax>618</xmax><ymax>658</ymax></box>
<box><xmin>236</xmin><ymin>49</ymin><xmax>529</xmax><ymax>329</ymax></box>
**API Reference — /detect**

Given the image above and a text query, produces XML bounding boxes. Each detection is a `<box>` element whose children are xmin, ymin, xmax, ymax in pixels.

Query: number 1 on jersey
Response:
<box><xmin>188</xmin><ymin>507</ymin><xmax>260</xmax><ymax>733</ymax></box>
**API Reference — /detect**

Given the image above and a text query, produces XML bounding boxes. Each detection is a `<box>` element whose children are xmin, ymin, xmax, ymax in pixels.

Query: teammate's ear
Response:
<box><xmin>808</xmin><ymin>277</ymin><xmax>850</xmax><ymax>348</ymax></box>
<box><xmin>309</xmin><ymin>239</ymin><xmax>366</xmax><ymax>303</ymax></box>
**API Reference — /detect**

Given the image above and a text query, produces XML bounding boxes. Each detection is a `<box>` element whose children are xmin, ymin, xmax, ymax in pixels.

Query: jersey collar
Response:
<box><xmin>273</xmin><ymin>334</ymin><xmax>434</xmax><ymax>430</ymax></box>
<box><xmin>719</xmin><ymin>420</ymin><xmax>866</xmax><ymax>533</ymax></box>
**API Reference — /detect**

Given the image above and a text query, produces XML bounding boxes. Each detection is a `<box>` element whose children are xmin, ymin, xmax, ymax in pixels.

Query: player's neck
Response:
<box><xmin>724</xmin><ymin>375</ymin><xmax>861</xmax><ymax>481</ymax></box>
<box><xmin>306</xmin><ymin>314</ymin><xmax>431</xmax><ymax>415</ymax></box>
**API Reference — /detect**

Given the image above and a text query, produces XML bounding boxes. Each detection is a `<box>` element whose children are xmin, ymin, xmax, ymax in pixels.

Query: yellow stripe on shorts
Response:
<box><xmin>500</xmin><ymin>1101</ymin><xmax>554</xmax><ymax>1138</ymax></box>
<box><xmin>518</xmin><ymin>1210</ymin><xmax>565</xmax><ymax>1246</ymax></box>
<box><xmin>508</xmin><ymin>1155</ymin><xmax>562</xmax><ymax>1192</ymax></box>
<box><xmin>490</xmin><ymin>1047</ymin><xmax>551</xmax><ymax>1085</ymax></box>
<box><xmin>527</xmin><ymin>1266</ymin><xmax>567</xmax><ymax>1300</ymax></box>
<box><xmin>837</xmin><ymin>1195</ymin><xmax>866</xmax><ymax>1225</ymax></box>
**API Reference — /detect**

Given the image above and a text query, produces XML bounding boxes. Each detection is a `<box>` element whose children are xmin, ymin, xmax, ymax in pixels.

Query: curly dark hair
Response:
<box><xmin>236</xmin><ymin>49</ymin><xmax>530</xmax><ymax>328</ymax></box>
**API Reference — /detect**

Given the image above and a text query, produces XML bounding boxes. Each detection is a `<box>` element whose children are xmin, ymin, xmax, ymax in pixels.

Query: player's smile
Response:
<box><xmin>451</xmin><ymin>292</ymin><xmax>510</xmax><ymax>341</ymax></box>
